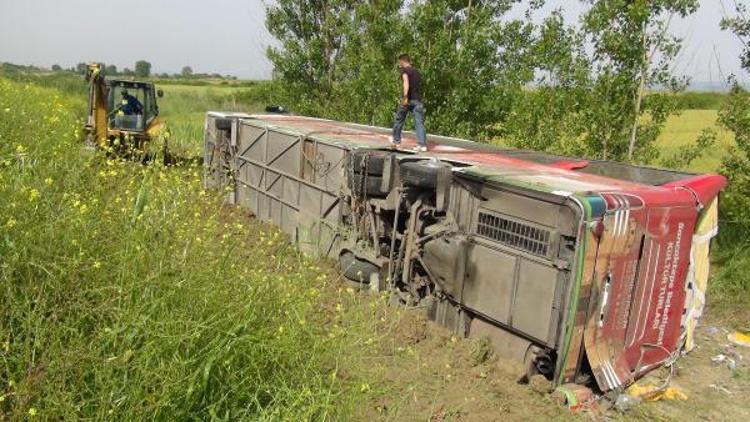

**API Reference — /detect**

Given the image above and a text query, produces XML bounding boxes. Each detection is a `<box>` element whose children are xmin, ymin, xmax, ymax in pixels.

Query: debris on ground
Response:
<box><xmin>704</xmin><ymin>326</ymin><xmax>721</xmax><ymax>335</ymax></box>
<box><xmin>626</xmin><ymin>381</ymin><xmax>688</xmax><ymax>402</ymax></box>
<box><xmin>552</xmin><ymin>383</ymin><xmax>597</xmax><ymax>411</ymax></box>
<box><xmin>728</xmin><ymin>331</ymin><xmax>750</xmax><ymax>347</ymax></box>
<box><xmin>712</xmin><ymin>353</ymin><xmax>739</xmax><ymax>371</ymax></box>
<box><xmin>709</xmin><ymin>384</ymin><xmax>733</xmax><ymax>395</ymax></box>
<box><xmin>614</xmin><ymin>393</ymin><xmax>642</xmax><ymax>412</ymax></box>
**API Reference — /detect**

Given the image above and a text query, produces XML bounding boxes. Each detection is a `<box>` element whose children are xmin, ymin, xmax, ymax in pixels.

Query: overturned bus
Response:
<box><xmin>203</xmin><ymin>112</ymin><xmax>726</xmax><ymax>394</ymax></box>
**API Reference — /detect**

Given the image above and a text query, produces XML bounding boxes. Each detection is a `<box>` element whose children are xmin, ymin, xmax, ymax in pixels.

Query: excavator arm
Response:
<box><xmin>85</xmin><ymin>63</ymin><xmax>109</xmax><ymax>147</ymax></box>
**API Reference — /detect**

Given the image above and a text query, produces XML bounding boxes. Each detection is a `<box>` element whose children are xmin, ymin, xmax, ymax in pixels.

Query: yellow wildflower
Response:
<box><xmin>28</xmin><ymin>189</ymin><xmax>40</xmax><ymax>202</ymax></box>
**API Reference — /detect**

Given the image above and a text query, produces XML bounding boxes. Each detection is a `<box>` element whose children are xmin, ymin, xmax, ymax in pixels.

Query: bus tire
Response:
<box><xmin>339</xmin><ymin>251</ymin><xmax>379</xmax><ymax>284</ymax></box>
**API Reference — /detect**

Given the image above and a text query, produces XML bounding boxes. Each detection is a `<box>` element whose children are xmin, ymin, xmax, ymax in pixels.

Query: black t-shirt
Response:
<box><xmin>400</xmin><ymin>66</ymin><xmax>422</xmax><ymax>102</ymax></box>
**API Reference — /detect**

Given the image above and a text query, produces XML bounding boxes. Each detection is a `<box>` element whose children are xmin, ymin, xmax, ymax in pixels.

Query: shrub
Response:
<box><xmin>712</xmin><ymin>82</ymin><xmax>750</xmax><ymax>302</ymax></box>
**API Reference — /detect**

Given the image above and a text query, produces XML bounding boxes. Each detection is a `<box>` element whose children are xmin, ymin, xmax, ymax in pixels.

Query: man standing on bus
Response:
<box><xmin>391</xmin><ymin>54</ymin><xmax>427</xmax><ymax>152</ymax></box>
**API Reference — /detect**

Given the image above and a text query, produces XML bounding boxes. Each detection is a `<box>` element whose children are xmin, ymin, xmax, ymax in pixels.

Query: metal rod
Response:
<box><xmin>387</xmin><ymin>192</ymin><xmax>403</xmax><ymax>288</ymax></box>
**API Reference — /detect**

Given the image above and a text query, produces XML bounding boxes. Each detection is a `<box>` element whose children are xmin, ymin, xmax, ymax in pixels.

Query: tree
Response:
<box><xmin>400</xmin><ymin>1</ymin><xmax>539</xmax><ymax>138</ymax></box>
<box><xmin>51</xmin><ymin>64</ymin><xmax>62</xmax><ymax>72</ymax></box>
<box><xmin>265</xmin><ymin>0</ymin><xmax>540</xmax><ymax>137</ymax></box>
<box><xmin>717</xmin><ymin>2</ymin><xmax>750</xmax><ymax>238</ymax></box>
<box><xmin>266</xmin><ymin>0</ymin><xmax>361</xmax><ymax>114</ymax></box>
<box><xmin>580</xmin><ymin>0</ymin><xmax>698</xmax><ymax>162</ymax></box>
<box><xmin>721</xmin><ymin>1</ymin><xmax>750</xmax><ymax>69</ymax></box>
<box><xmin>105</xmin><ymin>64</ymin><xmax>118</xmax><ymax>75</ymax></box>
<box><xmin>502</xmin><ymin>10</ymin><xmax>593</xmax><ymax>154</ymax></box>
<box><xmin>181</xmin><ymin>66</ymin><xmax>193</xmax><ymax>78</ymax></box>
<box><xmin>505</xmin><ymin>1</ymin><xmax>700</xmax><ymax>163</ymax></box>
<box><xmin>134</xmin><ymin>60</ymin><xmax>151</xmax><ymax>78</ymax></box>
<box><xmin>122</xmin><ymin>68</ymin><xmax>134</xmax><ymax>76</ymax></box>
<box><xmin>76</xmin><ymin>62</ymin><xmax>88</xmax><ymax>74</ymax></box>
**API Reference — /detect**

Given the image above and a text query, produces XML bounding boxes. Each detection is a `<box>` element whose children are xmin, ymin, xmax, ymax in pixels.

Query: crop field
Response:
<box><xmin>656</xmin><ymin>109</ymin><xmax>735</xmax><ymax>172</ymax></box>
<box><xmin>1</xmin><ymin>76</ymin><xmax>748</xmax><ymax>420</ymax></box>
<box><xmin>157</xmin><ymin>83</ymin><xmax>268</xmax><ymax>154</ymax></box>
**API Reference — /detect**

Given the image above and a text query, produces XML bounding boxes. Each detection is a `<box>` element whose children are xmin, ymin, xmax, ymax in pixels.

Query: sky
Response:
<box><xmin>0</xmin><ymin>0</ymin><xmax>747</xmax><ymax>85</ymax></box>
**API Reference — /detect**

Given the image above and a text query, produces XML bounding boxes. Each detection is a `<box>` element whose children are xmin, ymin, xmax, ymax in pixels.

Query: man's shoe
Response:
<box><xmin>388</xmin><ymin>136</ymin><xmax>401</xmax><ymax>149</ymax></box>
<box><xmin>413</xmin><ymin>145</ymin><xmax>428</xmax><ymax>153</ymax></box>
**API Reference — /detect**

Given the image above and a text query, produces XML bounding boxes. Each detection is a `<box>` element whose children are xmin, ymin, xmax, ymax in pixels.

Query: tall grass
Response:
<box><xmin>158</xmin><ymin>84</ymin><xmax>269</xmax><ymax>155</ymax></box>
<box><xmin>0</xmin><ymin>72</ymin><xmax>270</xmax><ymax>157</ymax></box>
<box><xmin>0</xmin><ymin>78</ymin><xmax>366</xmax><ymax>419</ymax></box>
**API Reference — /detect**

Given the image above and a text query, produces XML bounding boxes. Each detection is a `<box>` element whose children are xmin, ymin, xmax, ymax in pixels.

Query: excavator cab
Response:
<box><xmin>107</xmin><ymin>81</ymin><xmax>160</xmax><ymax>132</ymax></box>
<box><xmin>85</xmin><ymin>63</ymin><xmax>166</xmax><ymax>153</ymax></box>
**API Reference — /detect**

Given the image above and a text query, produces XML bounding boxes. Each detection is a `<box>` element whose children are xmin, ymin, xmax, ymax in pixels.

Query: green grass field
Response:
<box><xmin>150</xmin><ymin>84</ymin><xmax>268</xmax><ymax>155</ymax></box>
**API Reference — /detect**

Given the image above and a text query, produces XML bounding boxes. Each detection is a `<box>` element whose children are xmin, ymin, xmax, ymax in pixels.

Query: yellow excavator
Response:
<box><xmin>84</xmin><ymin>63</ymin><xmax>167</xmax><ymax>158</ymax></box>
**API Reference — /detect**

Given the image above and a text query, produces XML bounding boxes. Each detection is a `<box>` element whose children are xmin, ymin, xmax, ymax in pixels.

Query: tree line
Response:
<box><xmin>45</xmin><ymin>61</ymin><xmax>236</xmax><ymax>80</ymax></box>
<box><xmin>265</xmin><ymin>0</ymin><xmax>704</xmax><ymax>164</ymax></box>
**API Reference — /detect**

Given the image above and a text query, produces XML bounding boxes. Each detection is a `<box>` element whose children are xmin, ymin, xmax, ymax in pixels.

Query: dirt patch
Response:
<box><xmin>344</xmin><ymin>301</ymin><xmax>571</xmax><ymax>421</ymax></box>
<box><xmin>629</xmin><ymin>311</ymin><xmax>750</xmax><ymax>420</ymax></box>
<box><xmin>338</xmin><ymin>289</ymin><xmax>748</xmax><ymax>421</ymax></box>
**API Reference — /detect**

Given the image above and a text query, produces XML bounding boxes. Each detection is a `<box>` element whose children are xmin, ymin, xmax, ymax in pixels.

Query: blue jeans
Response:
<box><xmin>392</xmin><ymin>100</ymin><xmax>426</xmax><ymax>146</ymax></box>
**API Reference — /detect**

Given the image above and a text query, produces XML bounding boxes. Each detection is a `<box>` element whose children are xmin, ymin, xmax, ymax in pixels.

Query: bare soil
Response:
<box><xmin>345</xmin><ymin>292</ymin><xmax>750</xmax><ymax>421</ymax></box>
<box><xmin>628</xmin><ymin>306</ymin><xmax>750</xmax><ymax>421</ymax></box>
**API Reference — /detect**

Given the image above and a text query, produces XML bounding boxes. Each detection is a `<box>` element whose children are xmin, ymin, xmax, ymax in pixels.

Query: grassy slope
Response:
<box><xmin>0</xmin><ymin>79</ymin><xmax>355</xmax><ymax>419</ymax></box>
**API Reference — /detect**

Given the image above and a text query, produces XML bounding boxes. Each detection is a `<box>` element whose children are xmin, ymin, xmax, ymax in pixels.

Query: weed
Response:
<box><xmin>469</xmin><ymin>337</ymin><xmax>492</xmax><ymax>366</ymax></box>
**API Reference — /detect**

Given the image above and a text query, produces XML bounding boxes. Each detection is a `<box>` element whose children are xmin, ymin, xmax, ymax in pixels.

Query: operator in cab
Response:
<box><xmin>120</xmin><ymin>90</ymin><xmax>143</xmax><ymax>115</ymax></box>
